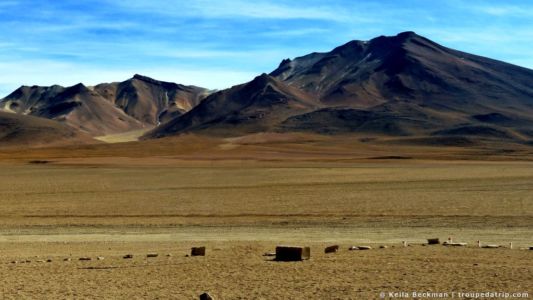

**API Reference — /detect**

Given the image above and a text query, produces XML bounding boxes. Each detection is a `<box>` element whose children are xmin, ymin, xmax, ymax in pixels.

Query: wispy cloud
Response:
<box><xmin>1</xmin><ymin>0</ymin><xmax>533</xmax><ymax>95</ymax></box>
<box><xmin>474</xmin><ymin>4</ymin><xmax>533</xmax><ymax>17</ymax></box>
<box><xmin>260</xmin><ymin>28</ymin><xmax>330</xmax><ymax>37</ymax></box>
<box><xmin>0</xmin><ymin>1</ymin><xmax>19</xmax><ymax>8</ymax></box>
<box><xmin>110</xmin><ymin>0</ymin><xmax>350</xmax><ymax>21</ymax></box>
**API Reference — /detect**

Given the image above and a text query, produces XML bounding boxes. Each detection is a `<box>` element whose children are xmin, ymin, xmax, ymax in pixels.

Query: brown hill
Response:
<box><xmin>0</xmin><ymin>75</ymin><xmax>209</xmax><ymax>136</ymax></box>
<box><xmin>0</xmin><ymin>111</ymin><xmax>97</xmax><ymax>148</ymax></box>
<box><xmin>93</xmin><ymin>74</ymin><xmax>209</xmax><ymax>125</ymax></box>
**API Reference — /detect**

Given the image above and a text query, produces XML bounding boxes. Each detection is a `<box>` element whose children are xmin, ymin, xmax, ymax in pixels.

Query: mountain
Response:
<box><xmin>145</xmin><ymin>73</ymin><xmax>320</xmax><ymax>138</ymax></box>
<box><xmin>271</xmin><ymin>32</ymin><xmax>533</xmax><ymax>139</ymax></box>
<box><xmin>93</xmin><ymin>74</ymin><xmax>209</xmax><ymax>125</ymax></box>
<box><xmin>0</xmin><ymin>75</ymin><xmax>209</xmax><ymax>136</ymax></box>
<box><xmin>148</xmin><ymin>31</ymin><xmax>533</xmax><ymax>143</ymax></box>
<box><xmin>0</xmin><ymin>111</ymin><xmax>97</xmax><ymax>148</ymax></box>
<box><xmin>0</xmin><ymin>83</ymin><xmax>144</xmax><ymax>136</ymax></box>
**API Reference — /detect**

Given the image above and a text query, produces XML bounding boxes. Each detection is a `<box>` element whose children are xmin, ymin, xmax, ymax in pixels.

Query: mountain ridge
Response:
<box><xmin>147</xmin><ymin>31</ymin><xmax>533</xmax><ymax>144</ymax></box>
<box><xmin>1</xmin><ymin>75</ymin><xmax>210</xmax><ymax>136</ymax></box>
<box><xmin>1</xmin><ymin>31</ymin><xmax>533</xmax><ymax>148</ymax></box>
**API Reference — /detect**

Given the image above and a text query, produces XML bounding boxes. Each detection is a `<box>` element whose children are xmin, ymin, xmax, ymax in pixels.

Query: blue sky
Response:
<box><xmin>1</xmin><ymin>0</ymin><xmax>533</xmax><ymax>96</ymax></box>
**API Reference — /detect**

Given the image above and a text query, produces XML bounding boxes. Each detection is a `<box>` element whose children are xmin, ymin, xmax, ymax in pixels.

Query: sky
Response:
<box><xmin>1</xmin><ymin>0</ymin><xmax>533</xmax><ymax>97</ymax></box>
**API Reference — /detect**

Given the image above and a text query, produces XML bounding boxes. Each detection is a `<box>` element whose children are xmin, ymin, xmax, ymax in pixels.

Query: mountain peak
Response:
<box><xmin>67</xmin><ymin>83</ymin><xmax>88</xmax><ymax>92</ymax></box>
<box><xmin>132</xmin><ymin>74</ymin><xmax>158</xmax><ymax>82</ymax></box>
<box><xmin>396</xmin><ymin>31</ymin><xmax>418</xmax><ymax>38</ymax></box>
<box><xmin>369</xmin><ymin>31</ymin><xmax>422</xmax><ymax>47</ymax></box>
<box><xmin>249</xmin><ymin>73</ymin><xmax>274</xmax><ymax>86</ymax></box>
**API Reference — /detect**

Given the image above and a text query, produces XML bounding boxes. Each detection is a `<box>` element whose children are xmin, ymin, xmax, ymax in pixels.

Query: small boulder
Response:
<box><xmin>443</xmin><ymin>242</ymin><xmax>467</xmax><ymax>247</ymax></box>
<box><xmin>147</xmin><ymin>253</ymin><xmax>159</xmax><ymax>258</ymax></box>
<box><xmin>79</xmin><ymin>257</ymin><xmax>92</xmax><ymax>261</ymax></box>
<box><xmin>191</xmin><ymin>247</ymin><xmax>206</xmax><ymax>257</ymax></box>
<box><xmin>123</xmin><ymin>254</ymin><xmax>133</xmax><ymax>259</ymax></box>
<box><xmin>275</xmin><ymin>246</ymin><xmax>310</xmax><ymax>261</ymax></box>
<box><xmin>199</xmin><ymin>292</ymin><xmax>214</xmax><ymax>300</ymax></box>
<box><xmin>324</xmin><ymin>245</ymin><xmax>339</xmax><ymax>254</ymax></box>
<box><xmin>97</xmin><ymin>256</ymin><xmax>105</xmax><ymax>260</ymax></box>
<box><xmin>427</xmin><ymin>238</ymin><xmax>440</xmax><ymax>245</ymax></box>
<box><xmin>349</xmin><ymin>246</ymin><xmax>372</xmax><ymax>250</ymax></box>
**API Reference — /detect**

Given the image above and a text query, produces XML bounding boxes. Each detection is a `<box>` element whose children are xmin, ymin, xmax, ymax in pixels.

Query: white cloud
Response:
<box><xmin>0</xmin><ymin>1</ymin><xmax>19</xmax><ymax>8</ymax></box>
<box><xmin>449</xmin><ymin>1</ymin><xmax>533</xmax><ymax>17</ymax></box>
<box><xmin>260</xmin><ymin>28</ymin><xmax>330</xmax><ymax>37</ymax></box>
<box><xmin>476</xmin><ymin>5</ymin><xmax>533</xmax><ymax>17</ymax></box>
<box><xmin>109</xmin><ymin>0</ymin><xmax>350</xmax><ymax>21</ymax></box>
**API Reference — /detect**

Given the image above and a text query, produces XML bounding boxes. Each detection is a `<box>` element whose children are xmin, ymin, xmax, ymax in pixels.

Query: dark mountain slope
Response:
<box><xmin>271</xmin><ymin>31</ymin><xmax>533</xmax><ymax>116</ymax></box>
<box><xmin>145</xmin><ymin>74</ymin><xmax>320</xmax><ymax>138</ymax></box>
<box><xmin>268</xmin><ymin>32</ymin><xmax>533</xmax><ymax>140</ymax></box>
<box><xmin>0</xmin><ymin>111</ymin><xmax>97</xmax><ymax>148</ymax></box>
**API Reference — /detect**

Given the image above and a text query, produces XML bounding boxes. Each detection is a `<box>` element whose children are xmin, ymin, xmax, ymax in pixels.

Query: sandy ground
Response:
<box><xmin>0</xmin><ymin>160</ymin><xmax>531</xmax><ymax>299</ymax></box>
<box><xmin>1</xmin><ymin>240</ymin><xmax>531</xmax><ymax>299</ymax></box>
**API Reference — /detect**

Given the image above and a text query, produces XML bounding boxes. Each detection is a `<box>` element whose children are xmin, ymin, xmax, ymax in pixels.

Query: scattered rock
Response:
<box><xmin>275</xmin><ymin>246</ymin><xmax>310</xmax><ymax>261</ymax></box>
<box><xmin>79</xmin><ymin>257</ymin><xmax>92</xmax><ymax>261</ymax></box>
<box><xmin>481</xmin><ymin>245</ymin><xmax>500</xmax><ymax>249</ymax></box>
<box><xmin>166</xmin><ymin>254</ymin><xmax>172</xmax><ymax>257</ymax></box>
<box><xmin>11</xmin><ymin>261</ymin><xmax>18</xmax><ymax>264</ymax></box>
<box><xmin>379</xmin><ymin>245</ymin><xmax>388</xmax><ymax>249</ymax></box>
<box><xmin>443</xmin><ymin>242</ymin><xmax>467</xmax><ymax>247</ymax></box>
<box><xmin>199</xmin><ymin>292</ymin><xmax>214</xmax><ymax>300</ymax></box>
<box><xmin>262</xmin><ymin>252</ymin><xmax>276</xmax><ymax>257</ymax></box>
<box><xmin>64</xmin><ymin>258</ymin><xmax>71</xmax><ymax>262</ymax></box>
<box><xmin>349</xmin><ymin>246</ymin><xmax>372</xmax><ymax>250</ymax></box>
<box><xmin>324</xmin><ymin>245</ymin><xmax>339</xmax><ymax>254</ymax></box>
<box><xmin>123</xmin><ymin>254</ymin><xmax>133</xmax><ymax>259</ymax></box>
<box><xmin>427</xmin><ymin>238</ymin><xmax>440</xmax><ymax>245</ymax></box>
<box><xmin>28</xmin><ymin>160</ymin><xmax>51</xmax><ymax>165</ymax></box>
<box><xmin>46</xmin><ymin>259</ymin><xmax>52</xmax><ymax>263</ymax></box>
<box><xmin>191</xmin><ymin>247</ymin><xmax>206</xmax><ymax>257</ymax></box>
<box><xmin>97</xmin><ymin>256</ymin><xmax>105</xmax><ymax>260</ymax></box>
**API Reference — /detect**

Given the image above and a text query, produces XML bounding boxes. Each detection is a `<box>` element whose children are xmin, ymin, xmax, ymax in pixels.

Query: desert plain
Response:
<box><xmin>0</xmin><ymin>136</ymin><xmax>532</xmax><ymax>299</ymax></box>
